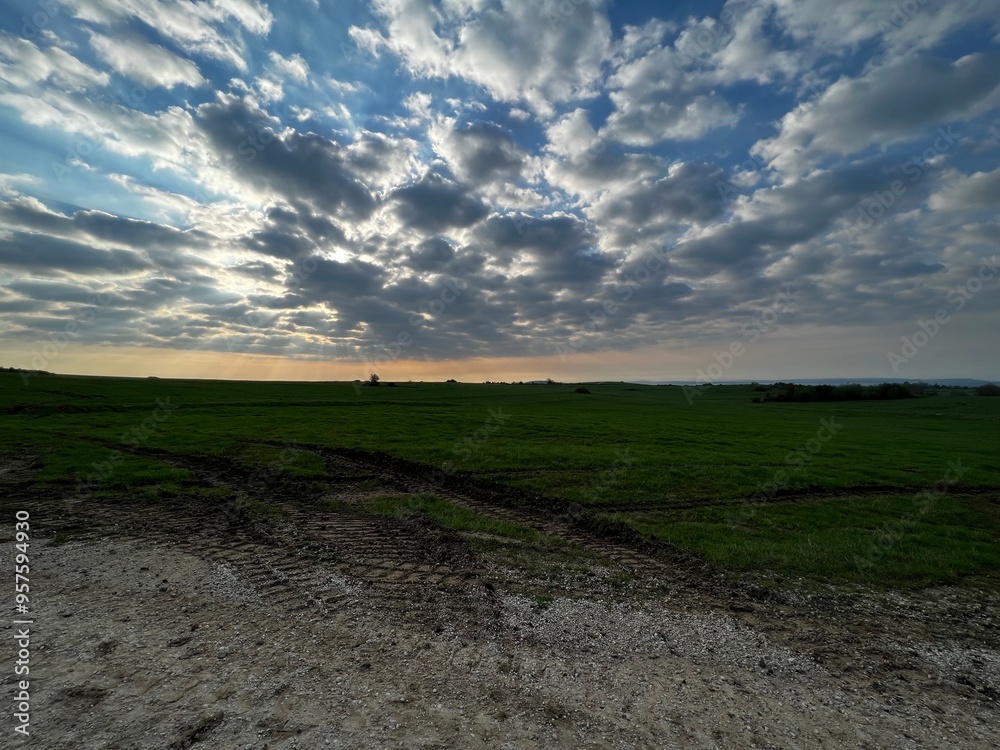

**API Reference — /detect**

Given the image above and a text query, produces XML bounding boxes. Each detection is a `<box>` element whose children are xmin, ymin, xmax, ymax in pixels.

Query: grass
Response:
<box><xmin>357</xmin><ymin>492</ymin><xmax>605</xmax><ymax>576</ymax></box>
<box><xmin>3</xmin><ymin>371</ymin><xmax>998</xmax><ymax>587</ymax></box>
<box><xmin>612</xmin><ymin>494</ymin><xmax>1000</xmax><ymax>586</ymax></box>
<box><xmin>360</xmin><ymin>492</ymin><xmax>561</xmax><ymax>546</ymax></box>
<box><xmin>230</xmin><ymin>443</ymin><xmax>326</xmax><ymax>478</ymax></box>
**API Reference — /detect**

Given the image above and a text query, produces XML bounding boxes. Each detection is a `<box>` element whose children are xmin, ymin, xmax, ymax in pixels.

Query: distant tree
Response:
<box><xmin>760</xmin><ymin>381</ymin><xmax>915</xmax><ymax>403</ymax></box>
<box><xmin>364</xmin><ymin>373</ymin><xmax>380</xmax><ymax>387</ymax></box>
<box><xmin>975</xmin><ymin>384</ymin><xmax>1000</xmax><ymax>397</ymax></box>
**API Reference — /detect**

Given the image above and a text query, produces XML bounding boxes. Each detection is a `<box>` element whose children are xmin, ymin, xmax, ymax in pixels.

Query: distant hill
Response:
<box><xmin>630</xmin><ymin>378</ymin><xmax>998</xmax><ymax>388</ymax></box>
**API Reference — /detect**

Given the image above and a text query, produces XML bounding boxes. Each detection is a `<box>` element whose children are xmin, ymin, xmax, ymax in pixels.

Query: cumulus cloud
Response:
<box><xmin>0</xmin><ymin>0</ymin><xmax>997</xmax><ymax>373</ymax></box>
<box><xmin>195</xmin><ymin>94</ymin><xmax>378</xmax><ymax>218</ymax></box>
<box><xmin>66</xmin><ymin>0</ymin><xmax>272</xmax><ymax>71</ymax></box>
<box><xmin>390</xmin><ymin>173</ymin><xmax>490</xmax><ymax>233</ymax></box>
<box><xmin>431</xmin><ymin>119</ymin><xmax>533</xmax><ymax>186</ymax></box>
<box><xmin>767</xmin><ymin>0</ymin><xmax>1000</xmax><ymax>61</ymax></box>
<box><xmin>0</xmin><ymin>32</ymin><xmax>109</xmax><ymax>91</ymax></box>
<box><xmin>601</xmin><ymin>38</ymin><xmax>740</xmax><ymax>145</ymax></box>
<box><xmin>268</xmin><ymin>51</ymin><xmax>310</xmax><ymax>83</ymax></box>
<box><xmin>352</xmin><ymin>0</ymin><xmax>612</xmax><ymax>115</ymax></box>
<box><xmin>930</xmin><ymin>166</ymin><xmax>1000</xmax><ymax>212</ymax></box>
<box><xmin>588</xmin><ymin>162</ymin><xmax>732</xmax><ymax>251</ymax></box>
<box><xmin>88</xmin><ymin>31</ymin><xmax>206</xmax><ymax>89</ymax></box>
<box><xmin>753</xmin><ymin>53</ymin><xmax>1000</xmax><ymax>175</ymax></box>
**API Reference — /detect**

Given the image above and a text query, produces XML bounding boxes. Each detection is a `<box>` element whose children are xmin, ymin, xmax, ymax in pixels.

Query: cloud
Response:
<box><xmin>0</xmin><ymin>32</ymin><xmax>109</xmax><ymax>91</ymax></box>
<box><xmin>601</xmin><ymin>43</ymin><xmax>741</xmax><ymax>145</ymax></box>
<box><xmin>88</xmin><ymin>31</ymin><xmax>206</xmax><ymax>89</ymax></box>
<box><xmin>406</xmin><ymin>237</ymin><xmax>456</xmax><ymax>272</ymax></box>
<box><xmin>390</xmin><ymin>172</ymin><xmax>490</xmax><ymax>233</ymax></box>
<box><xmin>0</xmin><ymin>195</ymin><xmax>204</xmax><ymax>253</ymax></box>
<box><xmin>285</xmin><ymin>256</ymin><xmax>387</xmax><ymax>309</ymax></box>
<box><xmin>353</xmin><ymin>0</ymin><xmax>612</xmax><ymax>115</ymax></box>
<box><xmin>66</xmin><ymin>0</ymin><xmax>272</xmax><ymax>71</ymax></box>
<box><xmin>255</xmin><ymin>52</ymin><xmax>312</xmax><ymax>102</ymax></box>
<box><xmin>195</xmin><ymin>94</ymin><xmax>378</xmax><ymax>218</ymax></box>
<box><xmin>764</xmin><ymin>0</ymin><xmax>890</xmax><ymax>50</ymax></box>
<box><xmin>767</xmin><ymin>0</ymin><xmax>1000</xmax><ymax>61</ymax></box>
<box><xmin>404</xmin><ymin>91</ymin><xmax>433</xmax><ymax>119</ymax></box>
<box><xmin>669</xmin><ymin>155</ymin><xmax>939</xmax><ymax>286</ymax></box>
<box><xmin>930</xmin><ymin>166</ymin><xmax>1000</xmax><ymax>212</ymax></box>
<box><xmin>268</xmin><ymin>51</ymin><xmax>310</xmax><ymax>83</ymax></box>
<box><xmin>240</xmin><ymin>202</ymin><xmax>348</xmax><ymax>262</ymax></box>
<box><xmin>753</xmin><ymin>53</ymin><xmax>1000</xmax><ymax>175</ymax></box>
<box><xmin>542</xmin><ymin>109</ymin><xmax>668</xmax><ymax>208</ymax></box>
<box><xmin>0</xmin><ymin>0</ymin><xmax>997</xmax><ymax>374</ymax></box>
<box><xmin>475</xmin><ymin>212</ymin><xmax>612</xmax><ymax>288</ymax></box>
<box><xmin>587</xmin><ymin>162</ymin><xmax>731</xmax><ymax>251</ymax></box>
<box><xmin>431</xmin><ymin>119</ymin><xmax>532</xmax><ymax>186</ymax></box>
<box><xmin>1</xmin><ymin>230</ymin><xmax>150</xmax><ymax>276</ymax></box>
<box><xmin>344</xmin><ymin>131</ymin><xmax>421</xmax><ymax>192</ymax></box>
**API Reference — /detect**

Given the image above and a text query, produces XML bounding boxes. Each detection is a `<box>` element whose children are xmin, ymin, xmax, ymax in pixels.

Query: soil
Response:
<box><xmin>2</xmin><ymin>447</ymin><xmax>998</xmax><ymax>749</ymax></box>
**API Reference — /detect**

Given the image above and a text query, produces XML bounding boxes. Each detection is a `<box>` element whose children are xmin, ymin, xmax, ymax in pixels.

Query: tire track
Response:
<box><xmin>277</xmin><ymin>443</ymin><xmax>700</xmax><ymax>579</ymax></box>
<box><xmin>0</xmin><ymin>454</ymin><xmax>495</xmax><ymax>628</ymax></box>
<box><xmin>582</xmin><ymin>484</ymin><xmax>1000</xmax><ymax>512</ymax></box>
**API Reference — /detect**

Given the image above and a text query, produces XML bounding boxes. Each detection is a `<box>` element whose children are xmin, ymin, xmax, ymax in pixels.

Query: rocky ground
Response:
<box><xmin>1</xmin><ymin>448</ymin><xmax>998</xmax><ymax>749</ymax></box>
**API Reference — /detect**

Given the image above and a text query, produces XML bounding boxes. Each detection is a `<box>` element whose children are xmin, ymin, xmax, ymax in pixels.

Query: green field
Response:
<box><xmin>3</xmin><ymin>370</ymin><xmax>998</xmax><ymax>587</ymax></box>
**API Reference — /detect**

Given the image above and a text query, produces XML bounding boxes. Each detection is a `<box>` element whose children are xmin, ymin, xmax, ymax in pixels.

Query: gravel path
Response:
<box><xmin>4</xmin><ymin>536</ymin><xmax>998</xmax><ymax>749</ymax></box>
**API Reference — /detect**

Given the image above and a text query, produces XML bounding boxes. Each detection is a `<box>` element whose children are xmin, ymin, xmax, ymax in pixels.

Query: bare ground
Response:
<box><xmin>2</xmin><ymin>448</ymin><xmax>998</xmax><ymax>749</ymax></box>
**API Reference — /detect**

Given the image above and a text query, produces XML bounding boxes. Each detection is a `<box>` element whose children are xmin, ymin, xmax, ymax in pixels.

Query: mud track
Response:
<box><xmin>3</xmin><ymin>449</ymin><xmax>499</xmax><ymax>635</ymax></box>
<box><xmin>3</xmin><ymin>446</ymin><xmax>1000</xmax><ymax>749</ymax></box>
<box><xmin>581</xmin><ymin>483</ymin><xmax>1000</xmax><ymax>512</ymax></box>
<box><xmin>259</xmin><ymin>441</ymin><xmax>709</xmax><ymax>578</ymax></box>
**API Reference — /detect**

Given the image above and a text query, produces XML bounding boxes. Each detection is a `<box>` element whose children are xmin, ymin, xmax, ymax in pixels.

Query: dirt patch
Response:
<box><xmin>4</xmin><ymin>535</ymin><xmax>998</xmax><ymax>749</ymax></box>
<box><xmin>3</xmin><ymin>448</ymin><xmax>999</xmax><ymax>748</ymax></box>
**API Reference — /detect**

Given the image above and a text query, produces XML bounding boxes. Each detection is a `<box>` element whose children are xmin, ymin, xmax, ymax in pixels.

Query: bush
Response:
<box><xmin>760</xmin><ymin>382</ymin><xmax>917</xmax><ymax>403</ymax></box>
<box><xmin>574</xmin><ymin>387</ymin><xmax>591</xmax><ymax>394</ymax></box>
<box><xmin>975</xmin><ymin>384</ymin><xmax>1000</xmax><ymax>397</ymax></box>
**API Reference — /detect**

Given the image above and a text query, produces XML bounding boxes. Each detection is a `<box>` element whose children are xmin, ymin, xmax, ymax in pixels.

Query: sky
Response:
<box><xmin>0</xmin><ymin>0</ymin><xmax>998</xmax><ymax>383</ymax></box>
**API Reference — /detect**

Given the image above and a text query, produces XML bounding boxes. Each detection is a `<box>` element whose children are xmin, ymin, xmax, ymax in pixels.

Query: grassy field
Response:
<box><xmin>3</xmin><ymin>370</ymin><xmax>998</xmax><ymax>586</ymax></box>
